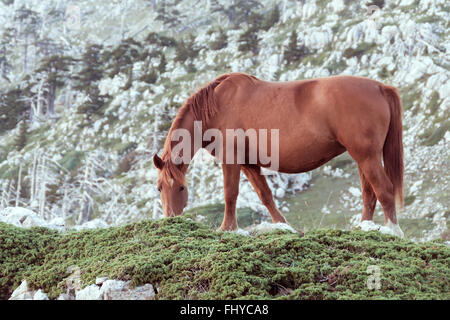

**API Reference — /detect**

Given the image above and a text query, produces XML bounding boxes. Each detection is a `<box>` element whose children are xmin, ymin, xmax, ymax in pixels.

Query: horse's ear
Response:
<box><xmin>153</xmin><ymin>154</ymin><xmax>164</xmax><ymax>169</ymax></box>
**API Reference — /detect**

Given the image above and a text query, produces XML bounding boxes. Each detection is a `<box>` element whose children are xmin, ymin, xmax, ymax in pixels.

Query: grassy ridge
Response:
<box><xmin>0</xmin><ymin>216</ymin><xmax>449</xmax><ymax>300</ymax></box>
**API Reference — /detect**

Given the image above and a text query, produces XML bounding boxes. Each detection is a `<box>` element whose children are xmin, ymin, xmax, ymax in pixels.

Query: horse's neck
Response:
<box><xmin>165</xmin><ymin>109</ymin><xmax>199</xmax><ymax>174</ymax></box>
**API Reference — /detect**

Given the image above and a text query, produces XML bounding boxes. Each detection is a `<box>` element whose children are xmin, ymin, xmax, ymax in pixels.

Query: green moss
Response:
<box><xmin>1</xmin><ymin>217</ymin><xmax>448</xmax><ymax>300</ymax></box>
<box><xmin>416</xmin><ymin>16</ymin><xmax>441</xmax><ymax>24</ymax></box>
<box><xmin>26</xmin><ymin>124</ymin><xmax>52</xmax><ymax>148</ymax></box>
<box><xmin>343</xmin><ymin>42</ymin><xmax>376</xmax><ymax>60</ymax></box>
<box><xmin>404</xmin><ymin>195</ymin><xmax>416</xmax><ymax>206</ymax></box>
<box><xmin>400</xmin><ymin>0</ymin><xmax>420</xmax><ymax>13</ymax></box>
<box><xmin>427</xmin><ymin>91</ymin><xmax>440</xmax><ymax>115</ymax></box>
<box><xmin>0</xmin><ymin>163</ymin><xmax>18</xmax><ymax>180</ymax></box>
<box><xmin>399</xmin><ymin>84</ymin><xmax>421</xmax><ymax>112</ymax></box>
<box><xmin>302</xmin><ymin>51</ymin><xmax>329</xmax><ymax>67</ymax></box>
<box><xmin>326</xmin><ymin>59</ymin><xmax>347</xmax><ymax>75</ymax></box>
<box><xmin>419</xmin><ymin>120</ymin><xmax>450</xmax><ymax>146</ymax></box>
<box><xmin>158</xmin><ymin>121</ymin><xmax>172</xmax><ymax>131</ymax></box>
<box><xmin>185</xmin><ymin>203</ymin><xmax>264</xmax><ymax>229</ymax></box>
<box><xmin>59</xmin><ymin>150</ymin><xmax>85</xmax><ymax>171</ymax></box>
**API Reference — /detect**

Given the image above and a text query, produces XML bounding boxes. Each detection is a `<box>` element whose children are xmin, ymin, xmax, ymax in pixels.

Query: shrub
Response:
<box><xmin>1</xmin><ymin>217</ymin><xmax>449</xmax><ymax>300</ymax></box>
<box><xmin>284</xmin><ymin>31</ymin><xmax>309</xmax><ymax>65</ymax></box>
<box><xmin>210</xmin><ymin>28</ymin><xmax>228</xmax><ymax>51</ymax></box>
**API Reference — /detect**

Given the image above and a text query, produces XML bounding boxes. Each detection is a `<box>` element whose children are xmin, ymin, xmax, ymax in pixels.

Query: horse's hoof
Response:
<box><xmin>358</xmin><ymin>220</ymin><xmax>404</xmax><ymax>238</ymax></box>
<box><xmin>385</xmin><ymin>220</ymin><xmax>405</xmax><ymax>238</ymax></box>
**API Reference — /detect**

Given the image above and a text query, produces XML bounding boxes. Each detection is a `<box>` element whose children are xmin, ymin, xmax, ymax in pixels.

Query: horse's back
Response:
<box><xmin>211</xmin><ymin>73</ymin><xmax>392</xmax><ymax>173</ymax></box>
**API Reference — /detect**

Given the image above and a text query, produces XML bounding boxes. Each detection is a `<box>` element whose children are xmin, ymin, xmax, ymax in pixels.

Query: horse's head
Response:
<box><xmin>153</xmin><ymin>154</ymin><xmax>188</xmax><ymax>217</ymax></box>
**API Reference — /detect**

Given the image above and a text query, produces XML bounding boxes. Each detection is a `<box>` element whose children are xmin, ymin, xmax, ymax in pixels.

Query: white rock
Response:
<box><xmin>359</xmin><ymin>220</ymin><xmax>381</xmax><ymax>232</ymax></box>
<box><xmin>0</xmin><ymin>207</ymin><xmax>39</xmax><ymax>228</ymax></box>
<box><xmin>348</xmin><ymin>187</ymin><xmax>362</xmax><ymax>197</ymax></box>
<box><xmin>33</xmin><ymin>289</ymin><xmax>49</xmax><ymax>300</ymax></box>
<box><xmin>275</xmin><ymin>188</ymin><xmax>285</xmax><ymax>198</ymax></box>
<box><xmin>73</xmin><ymin>218</ymin><xmax>109</xmax><ymax>230</ymax></box>
<box><xmin>233</xmin><ymin>228</ymin><xmax>250</xmax><ymax>237</ymax></box>
<box><xmin>250</xmin><ymin>222</ymin><xmax>297</xmax><ymax>235</ymax></box>
<box><xmin>301</xmin><ymin>2</ymin><xmax>317</xmax><ymax>19</ymax></box>
<box><xmin>21</xmin><ymin>214</ymin><xmax>50</xmax><ymax>228</ymax></box>
<box><xmin>381</xmin><ymin>25</ymin><xmax>399</xmax><ymax>42</ymax></box>
<box><xmin>95</xmin><ymin>277</ymin><xmax>109</xmax><ymax>285</ymax></box>
<box><xmin>409</xmin><ymin>180</ymin><xmax>423</xmax><ymax>195</ymax></box>
<box><xmin>99</xmin><ymin>280</ymin><xmax>127</xmax><ymax>299</ymax></box>
<box><xmin>9</xmin><ymin>280</ymin><xmax>33</xmax><ymax>300</ymax></box>
<box><xmin>329</xmin><ymin>0</ymin><xmax>345</xmax><ymax>13</ymax></box>
<box><xmin>99</xmin><ymin>280</ymin><xmax>155</xmax><ymax>300</ymax></box>
<box><xmin>57</xmin><ymin>293</ymin><xmax>75</xmax><ymax>300</ymax></box>
<box><xmin>400</xmin><ymin>0</ymin><xmax>416</xmax><ymax>6</ymax></box>
<box><xmin>126</xmin><ymin>284</ymin><xmax>156</xmax><ymax>300</ymax></box>
<box><xmin>386</xmin><ymin>220</ymin><xmax>405</xmax><ymax>238</ymax></box>
<box><xmin>0</xmin><ymin>207</ymin><xmax>63</xmax><ymax>230</ymax></box>
<box><xmin>358</xmin><ymin>220</ymin><xmax>404</xmax><ymax>238</ymax></box>
<box><xmin>75</xmin><ymin>284</ymin><xmax>102</xmax><ymax>300</ymax></box>
<box><xmin>50</xmin><ymin>217</ymin><xmax>66</xmax><ymax>227</ymax></box>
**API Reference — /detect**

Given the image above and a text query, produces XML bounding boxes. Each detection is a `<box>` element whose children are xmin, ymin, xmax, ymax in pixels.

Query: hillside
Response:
<box><xmin>0</xmin><ymin>0</ymin><xmax>448</xmax><ymax>242</ymax></box>
<box><xmin>1</xmin><ymin>216</ymin><xmax>449</xmax><ymax>300</ymax></box>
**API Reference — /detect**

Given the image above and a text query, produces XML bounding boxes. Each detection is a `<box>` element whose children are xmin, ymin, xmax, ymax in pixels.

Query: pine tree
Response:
<box><xmin>283</xmin><ymin>31</ymin><xmax>309</xmax><ymax>65</ymax></box>
<box><xmin>15</xmin><ymin>119</ymin><xmax>27</xmax><ymax>151</ymax></box>
<box><xmin>74</xmin><ymin>44</ymin><xmax>109</xmax><ymax>117</ymax></box>
<box><xmin>74</xmin><ymin>44</ymin><xmax>104</xmax><ymax>91</ymax></box>
<box><xmin>262</xmin><ymin>5</ymin><xmax>280</xmax><ymax>31</ymax></box>
<box><xmin>158</xmin><ymin>53</ymin><xmax>167</xmax><ymax>74</ymax></box>
<box><xmin>368</xmin><ymin>0</ymin><xmax>385</xmax><ymax>8</ymax></box>
<box><xmin>36</xmin><ymin>55</ymin><xmax>77</xmax><ymax>115</ymax></box>
<box><xmin>175</xmin><ymin>35</ymin><xmax>199</xmax><ymax>64</ymax></box>
<box><xmin>103</xmin><ymin>38</ymin><xmax>142</xmax><ymax>77</ymax></box>
<box><xmin>238</xmin><ymin>27</ymin><xmax>259</xmax><ymax>54</ymax></box>
<box><xmin>122</xmin><ymin>66</ymin><xmax>133</xmax><ymax>90</ymax></box>
<box><xmin>76</xmin><ymin>87</ymin><xmax>108</xmax><ymax>116</ymax></box>
<box><xmin>210</xmin><ymin>28</ymin><xmax>228</xmax><ymax>51</ymax></box>
<box><xmin>139</xmin><ymin>69</ymin><xmax>158</xmax><ymax>84</ymax></box>
<box><xmin>220</xmin><ymin>0</ymin><xmax>262</xmax><ymax>27</ymax></box>
<box><xmin>0</xmin><ymin>88</ymin><xmax>27</xmax><ymax>134</ymax></box>
<box><xmin>155</xmin><ymin>2</ymin><xmax>182</xmax><ymax>29</ymax></box>
<box><xmin>13</xmin><ymin>7</ymin><xmax>41</xmax><ymax>73</ymax></box>
<box><xmin>35</xmin><ymin>38</ymin><xmax>63</xmax><ymax>57</ymax></box>
<box><xmin>0</xmin><ymin>28</ymin><xmax>14</xmax><ymax>82</ymax></box>
<box><xmin>145</xmin><ymin>32</ymin><xmax>177</xmax><ymax>48</ymax></box>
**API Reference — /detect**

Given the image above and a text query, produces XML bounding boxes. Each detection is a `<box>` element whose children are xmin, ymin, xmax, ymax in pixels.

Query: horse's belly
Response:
<box><xmin>270</xmin><ymin>139</ymin><xmax>346</xmax><ymax>173</ymax></box>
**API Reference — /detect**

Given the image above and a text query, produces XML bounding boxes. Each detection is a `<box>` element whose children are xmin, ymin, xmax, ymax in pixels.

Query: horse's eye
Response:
<box><xmin>179</xmin><ymin>186</ymin><xmax>185</xmax><ymax>192</ymax></box>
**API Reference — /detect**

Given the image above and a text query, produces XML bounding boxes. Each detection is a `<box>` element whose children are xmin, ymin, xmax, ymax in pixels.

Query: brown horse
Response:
<box><xmin>153</xmin><ymin>73</ymin><xmax>404</xmax><ymax>237</ymax></box>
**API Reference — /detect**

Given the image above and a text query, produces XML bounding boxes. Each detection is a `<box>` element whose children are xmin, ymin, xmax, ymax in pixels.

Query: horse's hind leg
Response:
<box><xmin>357</xmin><ymin>155</ymin><xmax>404</xmax><ymax>237</ymax></box>
<box><xmin>358</xmin><ymin>166</ymin><xmax>377</xmax><ymax>221</ymax></box>
<box><xmin>219</xmin><ymin>164</ymin><xmax>241</xmax><ymax>231</ymax></box>
<box><xmin>241</xmin><ymin>165</ymin><xmax>287</xmax><ymax>224</ymax></box>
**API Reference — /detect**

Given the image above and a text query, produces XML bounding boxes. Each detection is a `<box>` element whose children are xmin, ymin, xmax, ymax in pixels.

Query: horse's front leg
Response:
<box><xmin>218</xmin><ymin>164</ymin><xmax>241</xmax><ymax>231</ymax></box>
<box><xmin>241</xmin><ymin>165</ymin><xmax>287</xmax><ymax>224</ymax></box>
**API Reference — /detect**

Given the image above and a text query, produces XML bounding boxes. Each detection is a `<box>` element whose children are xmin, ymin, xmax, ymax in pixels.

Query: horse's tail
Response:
<box><xmin>381</xmin><ymin>85</ymin><xmax>404</xmax><ymax>209</ymax></box>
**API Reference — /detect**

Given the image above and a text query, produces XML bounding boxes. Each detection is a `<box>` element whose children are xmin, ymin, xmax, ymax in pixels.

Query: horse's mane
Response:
<box><xmin>159</xmin><ymin>73</ymin><xmax>258</xmax><ymax>186</ymax></box>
